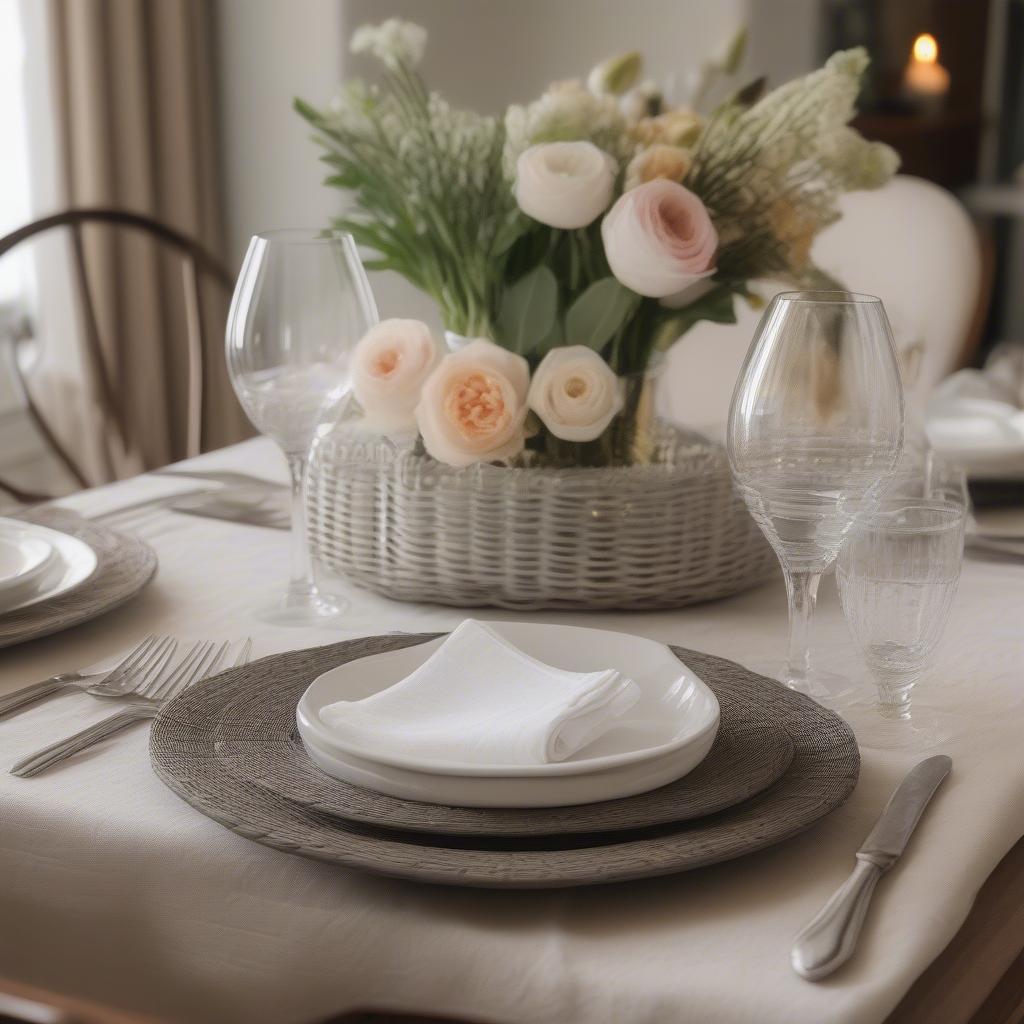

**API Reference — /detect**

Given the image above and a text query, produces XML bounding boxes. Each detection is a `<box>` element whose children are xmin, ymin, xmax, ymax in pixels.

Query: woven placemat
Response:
<box><xmin>207</xmin><ymin>644</ymin><xmax>795</xmax><ymax>837</ymax></box>
<box><xmin>150</xmin><ymin>635</ymin><xmax>860</xmax><ymax>889</ymax></box>
<box><xmin>0</xmin><ymin>508</ymin><xmax>157</xmax><ymax>650</ymax></box>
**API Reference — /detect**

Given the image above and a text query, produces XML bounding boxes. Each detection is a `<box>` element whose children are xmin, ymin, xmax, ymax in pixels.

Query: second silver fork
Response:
<box><xmin>11</xmin><ymin>639</ymin><xmax>251</xmax><ymax>777</ymax></box>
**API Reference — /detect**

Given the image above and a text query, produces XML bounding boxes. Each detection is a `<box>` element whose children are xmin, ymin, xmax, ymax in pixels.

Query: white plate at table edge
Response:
<box><xmin>297</xmin><ymin>622</ymin><xmax>719</xmax><ymax>778</ymax></box>
<box><xmin>0</xmin><ymin>519</ymin><xmax>55</xmax><ymax>598</ymax></box>
<box><xmin>0</xmin><ymin>520</ymin><xmax>98</xmax><ymax>615</ymax></box>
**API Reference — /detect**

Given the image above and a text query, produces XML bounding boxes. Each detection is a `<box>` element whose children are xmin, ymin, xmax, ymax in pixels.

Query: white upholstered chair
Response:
<box><xmin>660</xmin><ymin>175</ymin><xmax>986</xmax><ymax>432</ymax></box>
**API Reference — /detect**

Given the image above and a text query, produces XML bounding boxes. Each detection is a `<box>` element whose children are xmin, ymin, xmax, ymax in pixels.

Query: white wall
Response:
<box><xmin>216</xmin><ymin>0</ymin><xmax>346</xmax><ymax>271</ymax></box>
<box><xmin>215</xmin><ymin>0</ymin><xmax>813</xmax><ymax>325</ymax></box>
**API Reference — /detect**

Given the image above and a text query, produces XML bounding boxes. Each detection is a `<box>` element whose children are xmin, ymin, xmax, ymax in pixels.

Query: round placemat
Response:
<box><xmin>206</xmin><ymin>644</ymin><xmax>794</xmax><ymax>837</ymax></box>
<box><xmin>0</xmin><ymin>509</ymin><xmax>157</xmax><ymax>650</ymax></box>
<box><xmin>150</xmin><ymin>634</ymin><xmax>860</xmax><ymax>889</ymax></box>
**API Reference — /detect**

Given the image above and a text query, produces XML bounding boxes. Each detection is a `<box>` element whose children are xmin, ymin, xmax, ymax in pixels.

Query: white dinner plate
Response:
<box><xmin>0</xmin><ymin>521</ymin><xmax>99</xmax><ymax>616</ymax></box>
<box><xmin>0</xmin><ymin>520</ymin><xmax>55</xmax><ymax>608</ymax></box>
<box><xmin>296</xmin><ymin>622</ymin><xmax>720</xmax><ymax>807</ymax></box>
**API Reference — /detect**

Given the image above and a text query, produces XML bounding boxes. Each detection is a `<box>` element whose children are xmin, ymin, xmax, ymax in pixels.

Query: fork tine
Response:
<box><xmin>149</xmin><ymin>641</ymin><xmax>212</xmax><ymax>702</ymax></box>
<box><xmin>136</xmin><ymin>639</ymin><xmax>179</xmax><ymax>696</ymax></box>
<box><xmin>204</xmin><ymin>641</ymin><xmax>232</xmax><ymax>680</ymax></box>
<box><xmin>124</xmin><ymin>637</ymin><xmax>177</xmax><ymax>695</ymax></box>
<box><xmin>164</xmin><ymin>641</ymin><xmax>223</xmax><ymax>702</ymax></box>
<box><xmin>101</xmin><ymin>634</ymin><xmax>158</xmax><ymax>686</ymax></box>
<box><xmin>234</xmin><ymin>638</ymin><xmax>254</xmax><ymax>667</ymax></box>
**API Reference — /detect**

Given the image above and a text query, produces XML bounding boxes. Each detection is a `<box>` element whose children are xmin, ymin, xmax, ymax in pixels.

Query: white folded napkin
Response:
<box><xmin>926</xmin><ymin>350</ymin><xmax>1024</xmax><ymax>455</ymax></box>
<box><xmin>318</xmin><ymin>619</ymin><xmax>641</xmax><ymax>766</ymax></box>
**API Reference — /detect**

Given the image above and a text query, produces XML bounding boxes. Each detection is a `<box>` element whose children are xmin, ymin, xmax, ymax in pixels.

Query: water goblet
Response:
<box><xmin>226</xmin><ymin>229</ymin><xmax>378</xmax><ymax>625</ymax></box>
<box><xmin>837</xmin><ymin>494</ymin><xmax>966</xmax><ymax>724</ymax></box>
<box><xmin>727</xmin><ymin>291</ymin><xmax>905</xmax><ymax>696</ymax></box>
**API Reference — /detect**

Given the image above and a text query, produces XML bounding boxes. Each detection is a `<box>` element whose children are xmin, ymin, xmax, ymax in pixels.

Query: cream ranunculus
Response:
<box><xmin>415</xmin><ymin>340</ymin><xmax>530</xmax><ymax>467</ymax></box>
<box><xmin>528</xmin><ymin>346</ymin><xmax>624</xmax><ymax>442</ymax></box>
<box><xmin>601</xmin><ymin>178</ymin><xmax>718</xmax><ymax>299</ymax></box>
<box><xmin>624</xmin><ymin>144</ymin><xmax>693</xmax><ymax>191</ymax></box>
<box><xmin>351</xmin><ymin>318</ymin><xmax>439</xmax><ymax>433</ymax></box>
<box><xmin>514</xmin><ymin>141</ymin><xmax>617</xmax><ymax>230</ymax></box>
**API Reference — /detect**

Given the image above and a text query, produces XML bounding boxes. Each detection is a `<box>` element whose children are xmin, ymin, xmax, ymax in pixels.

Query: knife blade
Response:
<box><xmin>791</xmin><ymin>755</ymin><xmax>952</xmax><ymax>981</ymax></box>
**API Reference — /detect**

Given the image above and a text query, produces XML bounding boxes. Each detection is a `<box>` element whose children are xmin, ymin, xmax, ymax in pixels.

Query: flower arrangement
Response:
<box><xmin>296</xmin><ymin>19</ymin><xmax>898</xmax><ymax>468</ymax></box>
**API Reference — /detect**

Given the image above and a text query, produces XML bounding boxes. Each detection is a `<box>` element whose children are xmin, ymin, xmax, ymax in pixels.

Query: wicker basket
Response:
<box><xmin>307</xmin><ymin>424</ymin><xmax>778</xmax><ymax>611</ymax></box>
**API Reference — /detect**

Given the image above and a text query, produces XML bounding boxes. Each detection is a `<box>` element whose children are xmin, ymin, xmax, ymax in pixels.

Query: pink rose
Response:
<box><xmin>415</xmin><ymin>340</ymin><xmax>530</xmax><ymax>467</ymax></box>
<box><xmin>600</xmin><ymin>179</ymin><xmax>718</xmax><ymax>299</ymax></box>
<box><xmin>352</xmin><ymin>319</ymin><xmax>439</xmax><ymax>433</ymax></box>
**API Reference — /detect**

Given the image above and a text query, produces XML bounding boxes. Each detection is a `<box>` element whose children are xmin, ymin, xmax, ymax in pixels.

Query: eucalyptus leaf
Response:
<box><xmin>532</xmin><ymin>318</ymin><xmax>564</xmax><ymax>359</ymax></box>
<box><xmin>565</xmin><ymin>278</ymin><xmax>638</xmax><ymax>353</ymax></box>
<box><xmin>722</xmin><ymin>26</ymin><xmax>748</xmax><ymax>75</ymax></box>
<box><xmin>653</xmin><ymin>286</ymin><xmax>737</xmax><ymax>351</ymax></box>
<box><xmin>496</xmin><ymin>266</ymin><xmax>558</xmax><ymax>355</ymax></box>
<box><xmin>730</xmin><ymin>76</ymin><xmax>767</xmax><ymax>108</ymax></box>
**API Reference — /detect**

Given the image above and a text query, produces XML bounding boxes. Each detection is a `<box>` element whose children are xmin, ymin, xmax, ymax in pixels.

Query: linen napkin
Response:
<box><xmin>318</xmin><ymin>619</ymin><xmax>641</xmax><ymax>765</ymax></box>
<box><xmin>926</xmin><ymin>345</ymin><xmax>1024</xmax><ymax>455</ymax></box>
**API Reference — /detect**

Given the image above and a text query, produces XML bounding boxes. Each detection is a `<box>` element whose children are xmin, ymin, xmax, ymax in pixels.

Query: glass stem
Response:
<box><xmin>286</xmin><ymin>452</ymin><xmax>316</xmax><ymax>602</ymax></box>
<box><xmin>784</xmin><ymin>570</ymin><xmax>821</xmax><ymax>690</ymax></box>
<box><xmin>874</xmin><ymin>670</ymin><xmax>918</xmax><ymax>720</ymax></box>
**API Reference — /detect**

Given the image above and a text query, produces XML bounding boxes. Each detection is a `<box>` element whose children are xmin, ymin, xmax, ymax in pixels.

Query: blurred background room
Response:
<box><xmin>0</xmin><ymin>0</ymin><xmax>1021</xmax><ymax>500</ymax></box>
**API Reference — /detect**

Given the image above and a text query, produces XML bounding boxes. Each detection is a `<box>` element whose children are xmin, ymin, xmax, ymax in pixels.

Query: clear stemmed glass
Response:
<box><xmin>727</xmin><ymin>291</ymin><xmax>905</xmax><ymax>695</ymax></box>
<box><xmin>837</xmin><ymin>491</ymin><xmax>966</xmax><ymax>722</ymax></box>
<box><xmin>226</xmin><ymin>229</ymin><xmax>378</xmax><ymax>626</ymax></box>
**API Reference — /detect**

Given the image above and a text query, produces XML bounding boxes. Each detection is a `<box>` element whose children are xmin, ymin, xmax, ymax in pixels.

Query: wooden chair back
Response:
<box><xmin>0</xmin><ymin>208</ymin><xmax>233</xmax><ymax>496</ymax></box>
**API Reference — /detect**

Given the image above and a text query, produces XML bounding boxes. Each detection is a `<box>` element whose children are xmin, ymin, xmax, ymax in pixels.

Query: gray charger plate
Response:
<box><xmin>150</xmin><ymin>635</ymin><xmax>860</xmax><ymax>889</ymax></box>
<box><xmin>207</xmin><ymin>636</ymin><xmax>795</xmax><ymax>837</ymax></box>
<box><xmin>1</xmin><ymin>509</ymin><xmax>157</xmax><ymax>649</ymax></box>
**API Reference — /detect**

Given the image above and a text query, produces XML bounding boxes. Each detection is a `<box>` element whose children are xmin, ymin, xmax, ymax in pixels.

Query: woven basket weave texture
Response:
<box><xmin>307</xmin><ymin>425</ymin><xmax>777</xmax><ymax>610</ymax></box>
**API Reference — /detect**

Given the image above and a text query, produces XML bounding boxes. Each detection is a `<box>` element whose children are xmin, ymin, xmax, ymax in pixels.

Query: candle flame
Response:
<box><xmin>912</xmin><ymin>33</ymin><xmax>939</xmax><ymax>65</ymax></box>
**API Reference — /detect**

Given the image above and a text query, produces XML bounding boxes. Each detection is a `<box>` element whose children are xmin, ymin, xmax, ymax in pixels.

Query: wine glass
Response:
<box><xmin>226</xmin><ymin>229</ymin><xmax>378</xmax><ymax>625</ymax></box>
<box><xmin>727</xmin><ymin>291</ymin><xmax>904</xmax><ymax>695</ymax></box>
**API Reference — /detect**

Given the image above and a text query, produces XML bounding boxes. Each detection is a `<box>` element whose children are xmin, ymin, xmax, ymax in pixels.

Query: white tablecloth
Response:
<box><xmin>1</xmin><ymin>438</ymin><xmax>1023</xmax><ymax>1024</ymax></box>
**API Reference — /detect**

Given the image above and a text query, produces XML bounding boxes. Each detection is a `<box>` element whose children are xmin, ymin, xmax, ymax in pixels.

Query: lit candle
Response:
<box><xmin>902</xmin><ymin>33</ymin><xmax>950</xmax><ymax>113</ymax></box>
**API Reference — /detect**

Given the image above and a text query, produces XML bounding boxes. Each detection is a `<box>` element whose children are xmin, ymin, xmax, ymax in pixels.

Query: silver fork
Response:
<box><xmin>0</xmin><ymin>636</ymin><xmax>177</xmax><ymax>719</ymax></box>
<box><xmin>10</xmin><ymin>639</ymin><xmax>253</xmax><ymax>777</ymax></box>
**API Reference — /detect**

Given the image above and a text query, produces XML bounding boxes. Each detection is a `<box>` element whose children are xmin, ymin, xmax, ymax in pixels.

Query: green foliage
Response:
<box><xmin>565</xmin><ymin>278</ymin><xmax>639</xmax><ymax>353</ymax></box>
<box><xmin>653</xmin><ymin>287</ymin><xmax>737</xmax><ymax>352</ymax></box>
<box><xmin>496</xmin><ymin>266</ymin><xmax>559</xmax><ymax>355</ymax></box>
<box><xmin>687</xmin><ymin>48</ymin><xmax>898</xmax><ymax>289</ymax></box>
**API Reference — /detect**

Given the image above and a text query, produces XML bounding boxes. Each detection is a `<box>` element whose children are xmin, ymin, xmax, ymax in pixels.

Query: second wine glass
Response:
<box><xmin>727</xmin><ymin>291</ymin><xmax>904</xmax><ymax>695</ymax></box>
<box><xmin>226</xmin><ymin>229</ymin><xmax>379</xmax><ymax>626</ymax></box>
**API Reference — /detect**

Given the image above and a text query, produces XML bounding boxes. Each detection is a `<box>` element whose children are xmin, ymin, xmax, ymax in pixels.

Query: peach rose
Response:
<box><xmin>415</xmin><ymin>340</ymin><xmax>530</xmax><ymax>466</ymax></box>
<box><xmin>601</xmin><ymin>179</ymin><xmax>718</xmax><ymax>299</ymax></box>
<box><xmin>351</xmin><ymin>319</ymin><xmax>439</xmax><ymax>433</ymax></box>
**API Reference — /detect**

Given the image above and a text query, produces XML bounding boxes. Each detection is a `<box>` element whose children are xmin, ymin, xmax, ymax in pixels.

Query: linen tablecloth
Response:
<box><xmin>1</xmin><ymin>438</ymin><xmax>1022</xmax><ymax>1024</ymax></box>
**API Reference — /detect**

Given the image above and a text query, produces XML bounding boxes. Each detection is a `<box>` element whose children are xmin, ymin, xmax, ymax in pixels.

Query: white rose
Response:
<box><xmin>352</xmin><ymin>319</ymin><xmax>439</xmax><ymax>433</ymax></box>
<box><xmin>528</xmin><ymin>346</ymin><xmax>624</xmax><ymax>442</ymax></box>
<box><xmin>514</xmin><ymin>142</ymin><xmax>617</xmax><ymax>230</ymax></box>
<box><xmin>415</xmin><ymin>340</ymin><xmax>530</xmax><ymax>467</ymax></box>
<box><xmin>601</xmin><ymin>178</ymin><xmax>718</xmax><ymax>298</ymax></box>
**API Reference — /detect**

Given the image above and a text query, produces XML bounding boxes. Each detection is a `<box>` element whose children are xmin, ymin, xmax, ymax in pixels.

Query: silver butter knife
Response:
<box><xmin>791</xmin><ymin>754</ymin><xmax>952</xmax><ymax>981</ymax></box>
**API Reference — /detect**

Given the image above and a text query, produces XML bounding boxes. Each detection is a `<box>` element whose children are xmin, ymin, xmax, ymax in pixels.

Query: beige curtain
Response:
<box><xmin>36</xmin><ymin>0</ymin><xmax>249</xmax><ymax>482</ymax></box>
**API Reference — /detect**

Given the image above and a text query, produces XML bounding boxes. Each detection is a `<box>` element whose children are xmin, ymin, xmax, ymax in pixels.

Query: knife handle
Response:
<box><xmin>791</xmin><ymin>856</ymin><xmax>882</xmax><ymax>981</ymax></box>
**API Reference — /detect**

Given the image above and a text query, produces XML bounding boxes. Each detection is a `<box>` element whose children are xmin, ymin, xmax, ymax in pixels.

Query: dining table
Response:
<box><xmin>1</xmin><ymin>436</ymin><xmax>1023</xmax><ymax>1024</ymax></box>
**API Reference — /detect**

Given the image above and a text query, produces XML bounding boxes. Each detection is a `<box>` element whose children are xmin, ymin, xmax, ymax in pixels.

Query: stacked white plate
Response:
<box><xmin>0</xmin><ymin>517</ymin><xmax>98</xmax><ymax>616</ymax></box>
<box><xmin>296</xmin><ymin>622</ymin><xmax>720</xmax><ymax>808</ymax></box>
